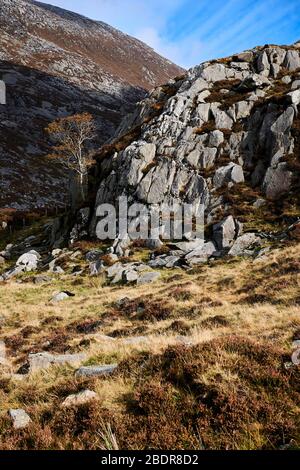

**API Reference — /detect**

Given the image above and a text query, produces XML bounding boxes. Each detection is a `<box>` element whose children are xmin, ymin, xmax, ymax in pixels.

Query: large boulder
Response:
<box><xmin>228</xmin><ymin>233</ymin><xmax>262</xmax><ymax>256</ymax></box>
<box><xmin>213</xmin><ymin>216</ymin><xmax>241</xmax><ymax>250</ymax></box>
<box><xmin>16</xmin><ymin>250</ymin><xmax>40</xmax><ymax>272</ymax></box>
<box><xmin>262</xmin><ymin>163</ymin><xmax>293</xmax><ymax>200</ymax></box>
<box><xmin>213</xmin><ymin>163</ymin><xmax>244</xmax><ymax>188</ymax></box>
<box><xmin>283</xmin><ymin>50</ymin><xmax>300</xmax><ymax>71</ymax></box>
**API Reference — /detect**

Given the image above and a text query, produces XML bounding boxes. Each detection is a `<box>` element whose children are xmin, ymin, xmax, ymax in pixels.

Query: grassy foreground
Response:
<box><xmin>0</xmin><ymin>241</ymin><xmax>299</xmax><ymax>450</ymax></box>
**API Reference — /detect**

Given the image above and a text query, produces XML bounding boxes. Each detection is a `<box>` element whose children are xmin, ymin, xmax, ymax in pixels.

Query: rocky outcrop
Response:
<box><xmin>90</xmin><ymin>43</ymin><xmax>300</xmax><ymax>253</ymax></box>
<box><xmin>0</xmin><ymin>0</ymin><xmax>183</xmax><ymax>210</ymax></box>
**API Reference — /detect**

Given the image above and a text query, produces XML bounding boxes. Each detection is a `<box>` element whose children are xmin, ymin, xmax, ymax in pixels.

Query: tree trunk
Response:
<box><xmin>79</xmin><ymin>172</ymin><xmax>87</xmax><ymax>203</ymax></box>
<box><xmin>80</xmin><ymin>173</ymin><xmax>84</xmax><ymax>201</ymax></box>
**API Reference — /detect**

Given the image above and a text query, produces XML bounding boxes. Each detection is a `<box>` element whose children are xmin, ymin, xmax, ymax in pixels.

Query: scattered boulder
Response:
<box><xmin>281</xmin><ymin>75</ymin><xmax>292</xmax><ymax>84</ymax></box>
<box><xmin>61</xmin><ymin>390</ymin><xmax>98</xmax><ymax>408</ymax></box>
<box><xmin>34</xmin><ymin>275</ymin><xmax>52</xmax><ymax>285</ymax></box>
<box><xmin>0</xmin><ymin>265</ymin><xmax>24</xmax><ymax>281</ymax></box>
<box><xmin>213</xmin><ymin>216</ymin><xmax>240</xmax><ymax>250</ymax></box>
<box><xmin>8</xmin><ymin>409</ymin><xmax>31</xmax><ymax>430</ymax></box>
<box><xmin>228</xmin><ymin>233</ymin><xmax>262</xmax><ymax>256</ymax></box>
<box><xmin>50</xmin><ymin>291</ymin><xmax>75</xmax><ymax>302</ymax></box>
<box><xmin>253</xmin><ymin>198</ymin><xmax>266</xmax><ymax>209</ymax></box>
<box><xmin>148</xmin><ymin>257</ymin><xmax>170</xmax><ymax>268</ymax></box>
<box><xmin>16</xmin><ymin>250</ymin><xmax>40</xmax><ymax>272</ymax></box>
<box><xmin>176</xmin><ymin>335</ymin><xmax>194</xmax><ymax>346</ymax></box>
<box><xmin>257</xmin><ymin>50</ymin><xmax>270</xmax><ymax>76</ymax></box>
<box><xmin>28</xmin><ymin>352</ymin><xmax>86</xmax><ymax>373</ymax></box>
<box><xmin>134</xmin><ymin>264</ymin><xmax>148</xmax><ymax>272</ymax></box>
<box><xmin>136</xmin><ymin>271</ymin><xmax>161</xmax><ymax>285</ymax></box>
<box><xmin>149</xmin><ymin>255</ymin><xmax>180</xmax><ymax>269</ymax></box>
<box><xmin>106</xmin><ymin>263</ymin><xmax>124</xmax><ymax>279</ymax></box>
<box><xmin>93</xmin><ymin>334</ymin><xmax>117</xmax><ymax>343</ymax></box>
<box><xmin>123</xmin><ymin>270</ymin><xmax>139</xmax><ymax>283</ymax></box>
<box><xmin>185</xmin><ymin>241</ymin><xmax>218</xmax><ymax>265</ymax></box>
<box><xmin>111</xmin><ymin>269</ymin><xmax>125</xmax><ymax>284</ymax></box>
<box><xmin>75</xmin><ymin>364</ymin><xmax>118</xmax><ymax>377</ymax></box>
<box><xmin>171</xmin><ymin>239</ymin><xmax>204</xmax><ymax>253</ymax></box>
<box><xmin>104</xmin><ymin>253</ymin><xmax>119</xmax><ymax>264</ymax></box>
<box><xmin>213</xmin><ymin>109</ymin><xmax>233</xmax><ymax>130</ymax></box>
<box><xmin>85</xmin><ymin>250</ymin><xmax>103</xmax><ymax>262</ymax></box>
<box><xmin>89</xmin><ymin>260</ymin><xmax>104</xmax><ymax>276</ymax></box>
<box><xmin>52</xmin><ymin>248</ymin><xmax>63</xmax><ymax>258</ymax></box>
<box><xmin>48</xmin><ymin>259</ymin><xmax>64</xmax><ymax>273</ymax></box>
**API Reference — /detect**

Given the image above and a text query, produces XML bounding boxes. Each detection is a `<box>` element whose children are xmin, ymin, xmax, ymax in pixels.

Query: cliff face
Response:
<box><xmin>0</xmin><ymin>0</ymin><xmax>183</xmax><ymax>210</ymax></box>
<box><xmin>91</xmin><ymin>43</ymin><xmax>300</xmax><ymax>249</ymax></box>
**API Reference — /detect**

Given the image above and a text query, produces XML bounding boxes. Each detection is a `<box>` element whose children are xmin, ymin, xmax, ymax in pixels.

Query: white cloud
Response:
<box><xmin>136</xmin><ymin>26</ymin><xmax>204</xmax><ymax>69</ymax></box>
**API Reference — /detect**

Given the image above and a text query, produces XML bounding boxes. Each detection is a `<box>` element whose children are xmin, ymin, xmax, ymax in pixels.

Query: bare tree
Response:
<box><xmin>46</xmin><ymin>113</ymin><xmax>96</xmax><ymax>203</ymax></box>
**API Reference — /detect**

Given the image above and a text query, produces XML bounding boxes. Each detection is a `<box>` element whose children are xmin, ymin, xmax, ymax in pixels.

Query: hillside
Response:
<box><xmin>0</xmin><ymin>40</ymin><xmax>299</xmax><ymax>450</ymax></box>
<box><xmin>0</xmin><ymin>236</ymin><xmax>299</xmax><ymax>449</ymax></box>
<box><xmin>0</xmin><ymin>0</ymin><xmax>183</xmax><ymax>210</ymax></box>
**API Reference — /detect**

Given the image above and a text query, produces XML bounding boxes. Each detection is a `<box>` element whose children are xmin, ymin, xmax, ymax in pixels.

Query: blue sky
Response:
<box><xmin>39</xmin><ymin>0</ymin><xmax>300</xmax><ymax>68</ymax></box>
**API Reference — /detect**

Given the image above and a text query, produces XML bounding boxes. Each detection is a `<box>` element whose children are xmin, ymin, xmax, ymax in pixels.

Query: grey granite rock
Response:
<box><xmin>75</xmin><ymin>364</ymin><xmax>118</xmax><ymax>377</ymax></box>
<box><xmin>29</xmin><ymin>352</ymin><xmax>86</xmax><ymax>373</ymax></box>
<box><xmin>9</xmin><ymin>409</ymin><xmax>31</xmax><ymax>430</ymax></box>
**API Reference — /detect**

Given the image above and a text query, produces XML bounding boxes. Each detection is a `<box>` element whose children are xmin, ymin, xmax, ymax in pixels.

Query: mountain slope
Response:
<box><xmin>0</xmin><ymin>0</ymin><xmax>182</xmax><ymax>91</ymax></box>
<box><xmin>0</xmin><ymin>0</ymin><xmax>183</xmax><ymax>210</ymax></box>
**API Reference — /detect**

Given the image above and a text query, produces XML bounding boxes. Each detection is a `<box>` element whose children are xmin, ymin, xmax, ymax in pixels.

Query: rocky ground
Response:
<box><xmin>0</xmin><ymin>218</ymin><xmax>299</xmax><ymax>449</ymax></box>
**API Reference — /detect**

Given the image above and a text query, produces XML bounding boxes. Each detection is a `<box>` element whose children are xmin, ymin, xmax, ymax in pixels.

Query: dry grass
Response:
<box><xmin>214</xmin><ymin>182</ymin><xmax>300</xmax><ymax>232</ymax></box>
<box><xmin>205</xmin><ymin>79</ymin><xmax>249</xmax><ymax>108</ymax></box>
<box><xmin>0</xmin><ymin>241</ymin><xmax>299</xmax><ymax>449</ymax></box>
